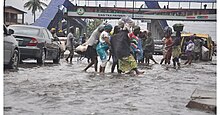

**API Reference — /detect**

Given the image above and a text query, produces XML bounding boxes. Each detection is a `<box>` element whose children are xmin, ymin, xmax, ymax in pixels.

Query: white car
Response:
<box><xmin>4</xmin><ymin>25</ymin><xmax>20</xmax><ymax>69</ymax></box>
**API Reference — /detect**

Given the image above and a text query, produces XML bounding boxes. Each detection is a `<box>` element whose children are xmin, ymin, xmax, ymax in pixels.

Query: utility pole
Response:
<box><xmin>132</xmin><ymin>0</ymin><xmax>134</xmax><ymax>18</ymax></box>
<box><xmin>4</xmin><ymin>0</ymin><xmax>6</xmax><ymax>24</ymax></box>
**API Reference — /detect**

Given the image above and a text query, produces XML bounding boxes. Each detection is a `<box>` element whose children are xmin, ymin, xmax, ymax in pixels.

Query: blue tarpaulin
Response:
<box><xmin>32</xmin><ymin>0</ymin><xmax>71</xmax><ymax>28</ymax></box>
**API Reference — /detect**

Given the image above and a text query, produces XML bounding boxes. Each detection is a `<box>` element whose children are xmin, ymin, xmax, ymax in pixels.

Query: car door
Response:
<box><xmin>43</xmin><ymin>29</ymin><xmax>59</xmax><ymax>59</ymax></box>
<box><xmin>4</xmin><ymin>26</ymin><xmax>14</xmax><ymax>64</ymax></box>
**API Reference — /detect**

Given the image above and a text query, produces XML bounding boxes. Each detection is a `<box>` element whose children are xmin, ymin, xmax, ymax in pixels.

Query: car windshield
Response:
<box><xmin>9</xmin><ymin>26</ymin><xmax>40</xmax><ymax>36</ymax></box>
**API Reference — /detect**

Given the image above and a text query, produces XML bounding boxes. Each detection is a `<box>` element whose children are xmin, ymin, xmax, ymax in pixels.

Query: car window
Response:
<box><xmin>45</xmin><ymin>29</ymin><xmax>53</xmax><ymax>39</ymax></box>
<box><xmin>9</xmin><ymin>26</ymin><xmax>40</xmax><ymax>36</ymax></box>
<box><xmin>42</xmin><ymin>29</ymin><xmax>49</xmax><ymax>39</ymax></box>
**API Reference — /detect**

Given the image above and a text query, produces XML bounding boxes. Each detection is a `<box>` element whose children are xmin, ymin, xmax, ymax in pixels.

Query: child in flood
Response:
<box><xmin>160</xmin><ymin>26</ymin><xmax>173</xmax><ymax>65</ymax></box>
<box><xmin>184</xmin><ymin>36</ymin><xmax>195</xmax><ymax>65</ymax></box>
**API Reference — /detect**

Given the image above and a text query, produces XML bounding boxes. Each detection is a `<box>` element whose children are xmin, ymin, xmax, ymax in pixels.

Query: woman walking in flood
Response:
<box><xmin>110</xmin><ymin>25</ymin><xmax>122</xmax><ymax>73</ymax></box>
<box><xmin>111</xmin><ymin>17</ymin><xmax>144</xmax><ymax>75</ymax></box>
<box><xmin>96</xmin><ymin>24</ymin><xmax>113</xmax><ymax>73</ymax></box>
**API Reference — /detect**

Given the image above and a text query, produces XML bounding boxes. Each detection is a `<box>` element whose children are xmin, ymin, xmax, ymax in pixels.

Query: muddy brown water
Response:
<box><xmin>4</xmin><ymin>55</ymin><xmax>216</xmax><ymax>115</ymax></box>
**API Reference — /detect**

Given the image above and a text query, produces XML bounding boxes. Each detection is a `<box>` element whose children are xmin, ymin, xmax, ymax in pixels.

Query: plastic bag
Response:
<box><xmin>76</xmin><ymin>45</ymin><xmax>88</xmax><ymax>52</ymax></box>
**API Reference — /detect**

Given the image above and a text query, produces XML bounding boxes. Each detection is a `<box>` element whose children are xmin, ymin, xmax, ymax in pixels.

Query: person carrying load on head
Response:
<box><xmin>166</xmin><ymin>31</ymin><xmax>181</xmax><ymax>69</ymax></box>
<box><xmin>111</xmin><ymin>17</ymin><xmax>144</xmax><ymax>75</ymax></box>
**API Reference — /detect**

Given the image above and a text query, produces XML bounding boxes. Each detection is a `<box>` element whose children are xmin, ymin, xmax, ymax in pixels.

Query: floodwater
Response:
<box><xmin>4</xmin><ymin>55</ymin><xmax>216</xmax><ymax>115</ymax></box>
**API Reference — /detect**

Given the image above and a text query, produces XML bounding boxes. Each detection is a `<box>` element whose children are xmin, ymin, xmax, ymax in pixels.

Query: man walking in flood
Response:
<box><xmin>142</xmin><ymin>31</ymin><xmax>158</xmax><ymax>65</ymax></box>
<box><xmin>65</xmin><ymin>26</ymin><xmax>77</xmax><ymax>64</ymax></box>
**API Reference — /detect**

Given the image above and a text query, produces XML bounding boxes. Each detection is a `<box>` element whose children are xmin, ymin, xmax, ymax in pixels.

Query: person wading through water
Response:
<box><xmin>160</xmin><ymin>26</ymin><xmax>173</xmax><ymax>66</ymax></box>
<box><xmin>65</xmin><ymin>26</ymin><xmax>77</xmax><ymax>64</ymax></box>
<box><xmin>110</xmin><ymin>25</ymin><xmax>122</xmax><ymax>73</ymax></box>
<box><xmin>184</xmin><ymin>36</ymin><xmax>195</xmax><ymax>65</ymax></box>
<box><xmin>82</xmin><ymin>25</ymin><xmax>105</xmax><ymax>72</ymax></box>
<box><xmin>129</xmin><ymin>26</ymin><xmax>141</xmax><ymax>61</ymax></box>
<box><xmin>166</xmin><ymin>31</ymin><xmax>181</xmax><ymax>69</ymax></box>
<box><xmin>111</xmin><ymin>17</ymin><xmax>144</xmax><ymax>75</ymax></box>
<box><xmin>96</xmin><ymin>24</ymin><xmax>113</xmax><ymax>73</ymax></box>
<box><xmin>142</xmin><ymin>31</ymin><xmax>158</xmax><ymax>65</ymax></box>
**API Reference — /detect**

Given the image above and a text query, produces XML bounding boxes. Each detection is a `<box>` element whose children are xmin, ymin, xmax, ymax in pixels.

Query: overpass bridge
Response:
<box><xmin>33</xmin><ymin>0</ymin><xmax>216</xmax><ymax>39</ymax></box>
<box><xmin>67</xmin><ymin>6</ymin><xmax>216</xmax><ymax>21</ymax></box>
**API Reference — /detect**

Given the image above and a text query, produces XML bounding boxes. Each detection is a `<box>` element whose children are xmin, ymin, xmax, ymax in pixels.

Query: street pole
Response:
<box><xmin>4</xmin><ymin>0</ymin><xmax>6</xmax><ymax>24</ymax></box>
<box><xmin>132</xmin><ymin>0</ymin><xmax>134</xmax><ymax>18</ymax></box>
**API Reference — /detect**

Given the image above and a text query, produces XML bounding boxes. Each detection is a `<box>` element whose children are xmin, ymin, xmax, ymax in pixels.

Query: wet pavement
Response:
<box><xmin>4</xmin><ymin>55</ymin><xmax>216</xmax><ymax>115</ymax></box>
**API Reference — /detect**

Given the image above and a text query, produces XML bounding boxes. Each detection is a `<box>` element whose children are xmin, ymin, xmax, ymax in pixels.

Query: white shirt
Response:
<box><xmin>66</xmin><ymin>32</ymin><xmax>75</xmax><ymax>48</ymax></box>
<box><xmin>186</xmin><ymin>40</ymin><xmax>195</xmax><ymax>51</ymax></box>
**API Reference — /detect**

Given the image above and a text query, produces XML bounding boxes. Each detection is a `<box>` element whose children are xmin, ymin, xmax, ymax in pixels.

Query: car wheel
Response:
<box><xmin>8</xmin><ymin>50</ymin><xmax>19</xmax><ymax>69</ymax></box>
<box><xmin>37</xmin><ymin>50</ymin><xmax>45</xmax><ymax>64</ymax></box>
<box><xmin>53</xmin><ymin>50</ymin><xmax>60</xmax><ymax>64</ymax></box>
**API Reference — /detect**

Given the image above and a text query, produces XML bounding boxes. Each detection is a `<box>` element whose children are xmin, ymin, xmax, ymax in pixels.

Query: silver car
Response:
<box><xmin>154</xmin><ymin>40</ymin><xmax>164</xmax><ymax>55</ymax></box>
<box><xmin>8</xmin><ymin>25</ymin><xmax>61</xmax><ymax>64</ymax></box>
<box><xmin>4</xmin><ymin>25</ymin><xmax>20</xmax><ymax>69</ymax></box>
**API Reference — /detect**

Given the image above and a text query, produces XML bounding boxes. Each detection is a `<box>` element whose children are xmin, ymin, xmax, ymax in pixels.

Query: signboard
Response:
<box><xmin>69</xmin><ymin>11</ymin><xmax>133</xmax><ymax>19</ymax></box>
<box><xmin>68</xmin><ymin>8</ymin><xmax>216</xmax><ymax>21</ymax></box>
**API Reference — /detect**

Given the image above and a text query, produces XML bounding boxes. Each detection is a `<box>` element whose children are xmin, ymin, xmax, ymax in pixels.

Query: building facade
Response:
<box><xmin>4</xmin><ymin>6</ymin><xmax>26</xmax><ymax>26</ymax></box>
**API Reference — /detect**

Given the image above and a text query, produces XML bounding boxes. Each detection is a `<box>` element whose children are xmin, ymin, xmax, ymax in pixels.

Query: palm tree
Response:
<box><xmin>24</xmin><ymin>0</ymin><xmax>47</xmax><ymax>22</ymax></box>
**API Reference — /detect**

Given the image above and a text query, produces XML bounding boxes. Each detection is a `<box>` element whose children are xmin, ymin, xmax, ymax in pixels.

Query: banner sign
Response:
<box><xmin>67</xmin><ymin>8</ymin><xmax>216</xmax><ymax>21</ymax></box>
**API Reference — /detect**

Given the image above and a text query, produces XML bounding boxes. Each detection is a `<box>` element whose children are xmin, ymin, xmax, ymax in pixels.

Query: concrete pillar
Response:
<box><xmin>147</xmin><ymin>22</ymin><xmax>151</xmax><ymax>31</ymax></box>
<box><xmin>150</xmin><ymin>20</ymin><xmax>164</xmax><ymax>40</ymax></box>
<box><xmin>22</xmin><ymin>14</ymin><xmax>24</xmax><ymax>24</ymax></box>
<box><xmin>67</xmin><ymin>18</ymin><xmax>70</xmax><ymax>34</ymax></box>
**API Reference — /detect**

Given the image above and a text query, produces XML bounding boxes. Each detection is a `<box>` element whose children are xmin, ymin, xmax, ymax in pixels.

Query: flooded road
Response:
<box><xmin>4</xmin><ymin>55</ymin><xmax>216</xmax><ymax>115</ymax></box>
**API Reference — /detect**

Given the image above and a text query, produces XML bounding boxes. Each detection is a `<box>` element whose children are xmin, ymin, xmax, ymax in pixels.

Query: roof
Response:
<box><xmin>143</xmin><ymin>0</ymin><xmax>216</xmax><ymax>3</ymax></box>
<box><xmin>181</xmin><ymin>33</ymin><xmax>209</xmax><ymax>38</ymax></box>
<box><xmin>9</xmin><ymin>24</ymin><xmax>46</xmax><ymax>29</ymax></box>
<box><xmin>5</xmin><ymin>6</ymin><xmax>27</xmax><ymax>13</ymax></box>
<box><xmin>88</xmin><ymin>0</ymin><xmax>216</xmax><ymax>3</ymax></box>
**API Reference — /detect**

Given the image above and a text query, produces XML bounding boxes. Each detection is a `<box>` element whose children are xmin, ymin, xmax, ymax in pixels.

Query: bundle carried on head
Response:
<box><xmin>118</xmin><ymin>17</ymin><xmax>135</xmax><ymax>31</ymax></box>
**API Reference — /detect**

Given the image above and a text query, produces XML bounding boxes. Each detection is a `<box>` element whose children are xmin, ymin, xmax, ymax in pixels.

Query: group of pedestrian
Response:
<box><xmin>62</xmin><ymin>18</ymin><xmax>203</xmax><ymax>74</ymax></box>
<box><xmin>160</xmin><ymin>26</ymin><xmax>196</xmax><ymax>69</ymax></box>
<box><xmin>77</xmin><ymin>17</ymin><xmax>149</xmax><ymax>75</ymax></box>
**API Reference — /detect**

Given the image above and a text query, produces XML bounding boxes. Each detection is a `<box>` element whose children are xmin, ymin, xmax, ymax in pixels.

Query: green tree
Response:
<box><xmin>24</xmin><ymin>0</ymin><xmax>47</xmax><ymax>22</ymax></box>
<box><xmin>86</xmin><ymin>19</ymin><xmax>103</xmax><ymax>36</ymax></box>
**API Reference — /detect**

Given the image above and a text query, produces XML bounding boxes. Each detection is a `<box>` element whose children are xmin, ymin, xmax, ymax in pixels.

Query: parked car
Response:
<box><xmin>4</xmin><ymin>25</ymin><xmax>20</xmax><ymax>69</ymax></box>
<box><xmin>8</xmin><ymin>25</ymin><xmax>61</xmax><ymax>64</ymax></box>
<box><xmin>154</xmin><ymin>40</ymin><xmax>164</xmax><ymax>55</ymax></box>
<box><xmin>180</xmin><ymin>33</ymin><xmax>213</xmax><ymax>61</ymax></box>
